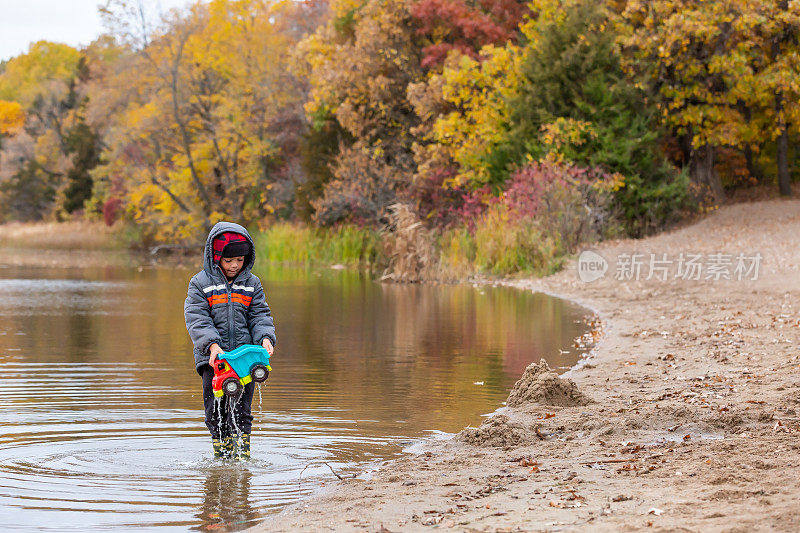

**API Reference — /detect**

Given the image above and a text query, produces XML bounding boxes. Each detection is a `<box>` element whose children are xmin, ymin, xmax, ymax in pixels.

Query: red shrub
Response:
<box><xmin>103</xmin><ymin>197</ymin><xmax>122</xmax><ymax>226</ymax></box>
<box><xmin>500</xmin><ymin>160</ymin><xmax>618</xmax><ymax>250</ymax></box>
<box><xmin>410</xmin><ymin>0</ymin><xmax>528</xmax><ymax>69</ymax></box>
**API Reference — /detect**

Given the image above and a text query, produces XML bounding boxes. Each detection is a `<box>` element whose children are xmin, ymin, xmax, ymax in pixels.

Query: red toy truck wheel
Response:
<box><xmin>222</xmin><ymin>377</ymin><xmax>242</xmax><ymax>397</ymax></box>
<box><xmin>212</xmin><ymin>359</ymin><xmax>241</xmax><ymax>398</ymax></box>
<box><xmin>251</xmin><ymin>364</ymin><xmax>269</xmax><ymax>382</ymax></box>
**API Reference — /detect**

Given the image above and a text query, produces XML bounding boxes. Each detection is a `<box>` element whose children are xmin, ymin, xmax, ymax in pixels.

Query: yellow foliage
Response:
<box><xmin>415</xmin><ymin>0</ymin><xmax>606</xmax><ymax>188</ymax></box>
<box><xmin>539</xmin><ymin>118</ymin><xmax>597</xmax><ymax>161</ymax></box>
<box><xmin>0</xmin><ymin>100</ymin><xmax>25</xmax><ymax>135</ymax></box>
<box><xmin>619</xmin><ymin>0</ymin><xmax>800</xmax><ymax>149</ymax></box>
<box><xmin>0</xmin><ymin>41</ymin><xmax>81</xmax><ymax>106</ymax></box>
<box><xmin>298</xmin><ymin>0</ymin><xmax>420</xmax><ymax>136</ymax></box>
<box><xmin>429</xmin><ymin>44</ymin><xmax>523</xmax><ymax>186</ymax></box>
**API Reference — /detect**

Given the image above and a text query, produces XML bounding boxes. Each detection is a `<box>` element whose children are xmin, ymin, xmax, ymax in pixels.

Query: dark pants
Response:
<box><xmin>200</xmin><ymin>364</ymin><xmax>255</xmax><ymax>439</ymax></box>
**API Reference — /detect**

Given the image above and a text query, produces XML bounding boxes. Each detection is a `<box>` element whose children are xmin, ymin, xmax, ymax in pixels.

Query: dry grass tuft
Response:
<box><xmin>0</xmin><ymin>221</ymin><xmax>120</xmax><ymax>250</ymax></box>
<box><xmin>381</xmin><ymin>203</ymin><xmax>439</xmax><ymax>282</ymax></box>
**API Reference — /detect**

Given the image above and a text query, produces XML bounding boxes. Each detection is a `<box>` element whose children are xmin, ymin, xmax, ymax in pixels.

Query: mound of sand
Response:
<box><xmin>456</xmin><ymin>414</ymin><xmax>531</xmax><ymax>448</ymax></box>
<box><xmin>506</xmin><ymin>360</ymin><xmax>592</xmax><ymax>407</ymax></box>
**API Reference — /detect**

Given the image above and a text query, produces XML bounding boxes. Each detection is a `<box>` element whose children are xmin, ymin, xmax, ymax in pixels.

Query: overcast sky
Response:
<box><xmin>0</xmin><ymin>0</ymin><xmax>189</xmax><ymax>62</ymax></box>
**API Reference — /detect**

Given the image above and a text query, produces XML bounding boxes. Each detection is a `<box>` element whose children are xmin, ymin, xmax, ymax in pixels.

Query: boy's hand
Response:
<box><xmin>262</xmin><ymin>338</ymin><xmax>274</xmax><ymax>356</ymax></box>
<box><xmin>209</xmin><ymin>343</ymin><xmax>224</xmax><ymax>365</ymax></box>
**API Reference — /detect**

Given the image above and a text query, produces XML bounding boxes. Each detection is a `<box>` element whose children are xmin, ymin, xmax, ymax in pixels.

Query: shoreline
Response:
<box><xmin>250</xmin><ymin>197</ymin><xmax>800</xmax><ymax>532</ymax></box>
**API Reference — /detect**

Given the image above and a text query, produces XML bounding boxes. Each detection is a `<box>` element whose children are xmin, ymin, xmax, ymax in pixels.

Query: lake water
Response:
<box><xmin>0</xmin><ymin>263</ymin><xmax>592</xmax><ymax>531</ymax></box>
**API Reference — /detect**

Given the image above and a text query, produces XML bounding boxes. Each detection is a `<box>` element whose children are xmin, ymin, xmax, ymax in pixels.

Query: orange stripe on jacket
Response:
<box><xmin>206</xmin><ymin>294</ymin><xmax>228</xmax><ymax>306</ymax></box>
<box><xmin>231</xmin><ymin>294</ymin><xmax>252</xmax><ymax>306</ymax></box>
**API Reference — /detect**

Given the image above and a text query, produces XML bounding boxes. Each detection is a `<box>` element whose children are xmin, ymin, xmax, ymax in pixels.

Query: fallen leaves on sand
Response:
<box><xmin>518</xmin><ymin>457</ymin><xmax>540</xmax><ymax>468</ymax></box>
<box><xmin>506</xmin><ymin>454</ymin><xmax>542</xmax><ymax>472</ymax></box>
<box><xmin>548</xmin><ymin>488</ymin><xmax>586</xmax><ymax>509</ymax></box>
<box><xmin>421</xmin><ymin>515</ymin><xmax>443</xmax><ymax>526</ymax></box>
<box><xmin>549</xmin><ymin>499</ymin><xmax>582</xmax><ymax>509</ymax></box>
<box><xmin>621</xmin><ymin>443</ymin><xmax>644</xmax><ymax>454</ymax></box>
<box><xmin>772</xmin><ymin>420</ymin><xmax>797</xmax><ymax>433</ymax></box>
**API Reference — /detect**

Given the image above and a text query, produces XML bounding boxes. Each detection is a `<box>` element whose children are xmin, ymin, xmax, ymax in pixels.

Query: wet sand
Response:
<box><xmin>251</xmin><ymin>198</ymin><xmax>800</xmax><ymax>532</ymax></box>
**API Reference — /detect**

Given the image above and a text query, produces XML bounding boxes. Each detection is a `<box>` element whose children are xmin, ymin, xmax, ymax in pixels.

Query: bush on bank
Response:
<box><xmin>253</xmin><ymin>160</ymin><xmax>622</xmax><ymax>280</ymax></box>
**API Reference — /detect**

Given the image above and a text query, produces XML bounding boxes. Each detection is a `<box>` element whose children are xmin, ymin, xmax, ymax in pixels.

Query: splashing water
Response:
<box><xmin>214</xmin><ymin>396</ymin><xmax>224</xmax><ymax>439</ymax></box>
<box><xmin>228</xmin><ymin>395</ymin><xmax>242</xmax><ymax>438</ymax></box>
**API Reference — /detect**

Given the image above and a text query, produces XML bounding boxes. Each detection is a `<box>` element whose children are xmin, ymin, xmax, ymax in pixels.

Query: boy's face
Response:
<box><xmin>220</xmin><ymin>256</ymin><xmax>245</xmax><ymax>279</ymax></box>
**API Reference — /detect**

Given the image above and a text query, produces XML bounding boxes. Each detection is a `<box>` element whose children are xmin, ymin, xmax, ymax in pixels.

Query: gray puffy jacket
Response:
<box><xmin>184</xmin><ymin>221</ymin><xmax>276</xmax><ymax>372</ymax></box>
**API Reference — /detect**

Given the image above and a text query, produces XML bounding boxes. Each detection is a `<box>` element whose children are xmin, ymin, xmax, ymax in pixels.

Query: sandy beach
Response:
<box><xmin>251</xmin><ymin>197</ymin><xmax>800</xmax><ymax>532</ymax></box>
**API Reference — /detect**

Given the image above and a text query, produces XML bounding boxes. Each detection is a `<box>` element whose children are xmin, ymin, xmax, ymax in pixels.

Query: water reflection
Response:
<box><xmin>196</xmin><ymin>465</ymin><xmax>256</xmax><ymax>532</ymax></box>
<box><xmin>0</xmin><ymin>263</ymin><xmax>592</xmax><ymax>530</ymax></box>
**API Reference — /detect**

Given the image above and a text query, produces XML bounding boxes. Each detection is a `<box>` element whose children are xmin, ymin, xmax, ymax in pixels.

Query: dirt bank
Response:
<box><xmin>253</xmin><ymin>198</ymin><xmax>800</xmax><ymax>532</ymax></box>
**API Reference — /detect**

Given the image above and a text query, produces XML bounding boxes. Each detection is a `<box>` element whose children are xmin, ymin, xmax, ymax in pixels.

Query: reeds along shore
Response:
<box><xmin>0</xmin><ymin>218</ymin><xmax>569</xmax><ymax>281</ymax></box>
<box><xmin>254</xmin><ymin>210</ymin><xmax>573</xmax><ymax>282</ymax></box>
<box><xmin>0</xmin><ymin>213</ymin><xmax>627</xmax><ymax>281</ymax></box>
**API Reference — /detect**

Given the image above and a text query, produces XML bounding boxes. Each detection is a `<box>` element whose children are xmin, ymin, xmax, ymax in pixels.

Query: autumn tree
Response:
<box><xmin>299</xmin><ymin>0</ymin><xmax>425</xmax><ymax>224</ymax></box>
<box><xmin>506</xmin><ymin>0</ymin><xmax>689</xmax><ymax>234</ymax></box>
<box><xmin>409</xmin><ymin>44</ymin><xmax>522</xmax><ymax>190</ymax></box>
<box><xmin>402</xmin><ymin>0</ymin><xmax>529</xmax><ymax>224</ymax></box>
<box><xmin>620</xmin><ymin>0</ymin><xmax>800</xmax><ymax>202</ymax></box>
<box><xmin>735</xmin><ymin>0</ymin><xmax>799</xmax><ymax>196</ymax></box>
<box><xmin>0</xmin><ymin>43</ymin><xmax>100</xmax><ymax>220</ymax></box>
<box><xmin>93</xmin><ymin>0</ymin><xmax>309</xmax><ymax>241</ymax></box>
<box><xmin>0</xmin><ymin>41</ymin><xmax>80</xmax><ymax>105</ymax></box>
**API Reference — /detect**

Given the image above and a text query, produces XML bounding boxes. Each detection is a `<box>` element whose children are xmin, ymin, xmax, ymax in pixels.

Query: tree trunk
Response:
<box><xmin>678</xmin><ymin>132</ymin><xmax>692</xmax><ymax>167</ymax></box>
<box><xmin>743</xmin><ymin>144</ymin><xmax>763</xmax><ymax>183</ymax></box>
<box><xmin>169</xmin><ymin>37</ymin><xmax>212</xmax><ymax>217</ymax></box>
<box><xmin>690</xmin><ymin>144</ymin><xmax>725</xmax><ymax>205</ymax></box>
<box><xmin>776</xmin><ymin>94</ymin><xmax>792</xmax><ymax>196</ymax></box>
<box><xmin>773</xmin><ymin>0</ymin><xmax>792</xmax><ymax>196</ymax></box>
<box><xmin>740</xmin><ymin>104</ymin><xmax>763</xmax><ymax>183</ymax></box>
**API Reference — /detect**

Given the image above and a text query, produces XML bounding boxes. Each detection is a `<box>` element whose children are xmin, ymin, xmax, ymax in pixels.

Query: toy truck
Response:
<box><xmin>211</xmin><ymin>345</ymin><xmax>272</xmax><ymax>398</ymax></box>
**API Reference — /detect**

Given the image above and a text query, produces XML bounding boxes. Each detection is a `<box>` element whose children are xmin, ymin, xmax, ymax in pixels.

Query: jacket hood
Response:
<box><xmin>202</xmin><ymin>221</ymin><xmax>256</xmax><ymax>279</ymax></box>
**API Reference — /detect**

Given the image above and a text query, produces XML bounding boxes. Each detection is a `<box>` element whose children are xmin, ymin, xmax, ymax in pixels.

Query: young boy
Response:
<box><xmin>184</xmin><ymin>221</ymin><xmax>276</xmax><ymax>459</ymax></box>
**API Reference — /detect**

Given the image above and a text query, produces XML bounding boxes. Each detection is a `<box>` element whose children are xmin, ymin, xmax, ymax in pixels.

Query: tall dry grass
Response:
<box><xmin>380</xmin><ymin>203</ymin><xmax>439</xmax><ymax>282</ymax></box>
<box><xmin>0</xmin><ymin>221</ymin><xmax>122</xmax><ymax>250</ymax></box>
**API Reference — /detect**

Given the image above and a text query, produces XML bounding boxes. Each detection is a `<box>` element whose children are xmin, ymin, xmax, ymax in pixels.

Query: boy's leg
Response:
<box><xmin>234</xmin><ymin>380</ymin><xmax>256</xmax><ymax>434</ymax></box>
<box><xmin>230</xmin><ymin>381</ymin><xmax>255</xmax><ymax>459</ymax></box>
<box><xmin>201</xmin><ymin>365</ymin><xmax>230</xmax><ymax>457</ymax></box>
<box><xmin>239</xmin><ymin>433</ymin><xmax>250</xmax><ymax>459</ymax></box>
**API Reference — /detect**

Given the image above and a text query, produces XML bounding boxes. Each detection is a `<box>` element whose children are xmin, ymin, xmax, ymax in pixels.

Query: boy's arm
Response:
<box><xmin>184</xmin><ymin>277</ymin><xmax>222</xmax><ymax>358</ymax></box>
<box><xmin>247</xmin><ymin>278</ymin><xmax>276</xmax><ymax>349</ymax></box>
